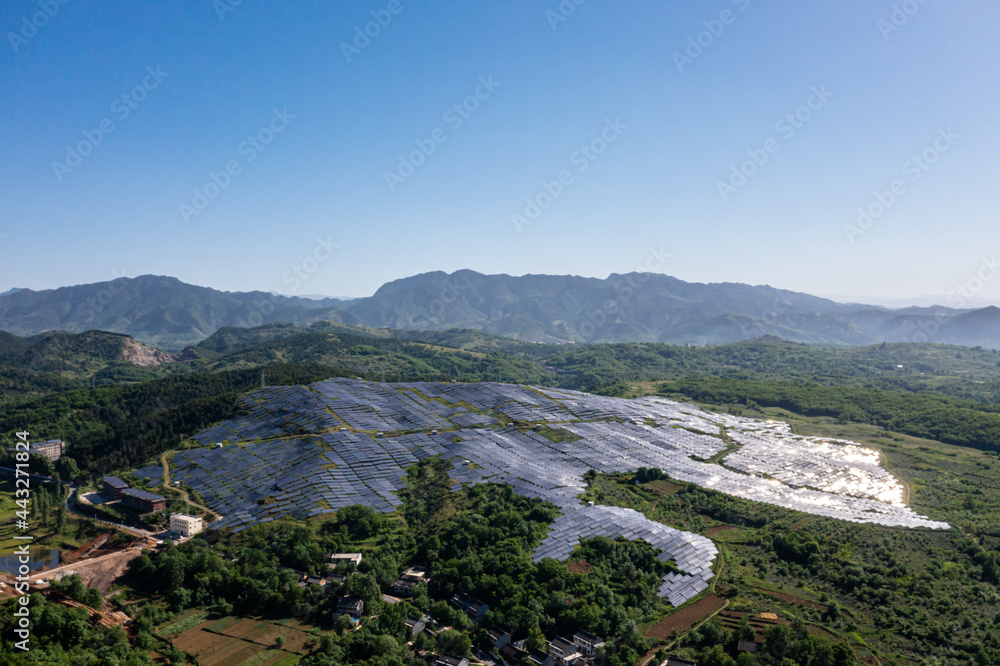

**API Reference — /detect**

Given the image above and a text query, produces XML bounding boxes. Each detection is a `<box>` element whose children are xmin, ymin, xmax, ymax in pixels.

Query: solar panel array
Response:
<box><xmin>723</xmin><ymin>429</ymin><xmax>906</xmax><ymax>504</ymax></box>
<box><xmin>535</xmin><ymin>505</ymin><xmax>717</xmax><ymax>607</ymax></box>
<box><xmin>133</xmin><ymin>464</ymin><xmax>164</xmax><ymax>486</ymax></box>
<box><xmin>174</xmin><ymin>378</ymin><xmax>949</xmax><ymax>605</ymax></box>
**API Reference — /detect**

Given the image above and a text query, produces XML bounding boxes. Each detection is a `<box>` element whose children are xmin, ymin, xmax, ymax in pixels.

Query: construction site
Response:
<box><xmin>0</xmin><ymin>530</ymin><xmax>158</xmax><ymax>633</ymax></box>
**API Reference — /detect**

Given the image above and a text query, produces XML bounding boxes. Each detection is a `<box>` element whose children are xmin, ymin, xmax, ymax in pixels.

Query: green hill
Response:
<box><xmin>0</xmin><ymin>330</ymin><xmax>197</xmax><ymax>404</ymax></box>
<box><xmin>543</xmin><ymin>339</ymin><xmax>1000</xmax><ymax>402</ymax></box>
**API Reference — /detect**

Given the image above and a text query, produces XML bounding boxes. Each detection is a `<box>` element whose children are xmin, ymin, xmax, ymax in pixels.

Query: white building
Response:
<box><xmin>330</xmin><ymin>553</ymin><xmax>363</xmax><ymax>567</ymax></box>
<box><xmin>169</xmin><ymin>513</ymin><xmax>204</xmax><ymax>538</ymax></box>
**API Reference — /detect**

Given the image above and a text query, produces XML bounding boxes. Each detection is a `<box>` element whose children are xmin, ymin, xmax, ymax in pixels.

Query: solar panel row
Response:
<box><xmin>170</xmin><ymin>378</ymin><xmax>949</xmax><ymax>608</ymax></box>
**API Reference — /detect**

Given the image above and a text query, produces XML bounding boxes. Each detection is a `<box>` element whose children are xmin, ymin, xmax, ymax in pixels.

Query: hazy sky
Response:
<box><xmin>2</xmin><ymin>0</ymin><xmax>999</xmax><ymax>305</ymax></box>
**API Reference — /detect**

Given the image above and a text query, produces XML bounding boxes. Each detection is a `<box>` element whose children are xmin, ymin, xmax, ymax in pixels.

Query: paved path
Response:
<box><xmin>64</xmin><ymin>489</ymin><xmax>157</xmax><ymax>539</ymax></box>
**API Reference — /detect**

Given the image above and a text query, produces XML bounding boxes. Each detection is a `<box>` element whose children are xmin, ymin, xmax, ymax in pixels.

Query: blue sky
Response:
<box><xmin>2</xmin><ymin>0</ymin><xmax>998</xmax><ymax>305</ymax></box>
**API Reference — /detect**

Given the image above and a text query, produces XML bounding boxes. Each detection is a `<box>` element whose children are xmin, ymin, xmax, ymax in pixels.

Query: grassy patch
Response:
<box><xmin>206</xmin><ymin>616</ymin><xmax>242</xmax><ymax>633</ymax></box>
<box><xmin>158</xmin><ymin>609</ymin><xmax>211</xmax><ymax>638</ymax></box>
<box><xmin>640</xmin><ymin>479</ymin><xmax>684</xmax><ymax>496</ymax></box>
<box><xmin>531</xmin><ymin>425</ymin><xmax>582</xmax><ymax>444</ymax></box>
<box><xmin>0</xmin><ymin>479</ymin><xmax>97</xmax><ymax>551</ymax></box>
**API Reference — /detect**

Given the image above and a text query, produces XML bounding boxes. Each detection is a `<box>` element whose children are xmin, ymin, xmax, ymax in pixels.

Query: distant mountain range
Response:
<box><xmin>1</xmin><ymin>271</ymin><xmax>998</xmax><ymax>350</ymax></box>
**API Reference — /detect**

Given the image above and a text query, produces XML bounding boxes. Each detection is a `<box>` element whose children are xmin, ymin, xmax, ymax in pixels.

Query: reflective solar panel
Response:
<box><xmin>175</xmin><ymin>378</ymin><xmax>949</xmax><ymax>604</ymax></box>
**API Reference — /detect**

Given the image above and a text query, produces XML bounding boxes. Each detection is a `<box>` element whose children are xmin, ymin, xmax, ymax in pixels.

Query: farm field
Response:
<box><xmin>645</xmin><ymin>593</ymin><xmax>727</xmax><ymax>639</ymax></box>
<box><xmin>161</xmin><ymin>611</ymin><xmax>314</xmax><ymax>665</ymax></box>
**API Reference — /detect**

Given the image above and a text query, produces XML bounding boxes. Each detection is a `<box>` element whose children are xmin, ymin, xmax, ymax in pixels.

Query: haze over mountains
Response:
<box><xmin>1</xmin><ymin>272</ymin><xmax>997</xmax><ymax>351</ymax></box>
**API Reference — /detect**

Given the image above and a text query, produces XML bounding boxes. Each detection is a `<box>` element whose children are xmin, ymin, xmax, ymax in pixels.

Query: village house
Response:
<box><xmin>329</xmin><ymin>553</ymin><xmax>363</xmax><ymax>567</ymax></box>
<box><xmin>571</xmin><ymin>630</ymin><xmax>605</xmax><ymax>656</ymax></box>
<box><xmin>392</xmin><ymin>566</ymin><xmax>429</xmax><ymax>595</ymax></box>
<box><xmin>333</xmin><ymin>597</ymin><xmax>364</xmax><ymax>620</ymax></box>
<box><xmin>449</xmin><ymin>591</ymin><xmax>489</xmax><ymax>622</ymax></box>
<box><xmin>548</xmin><ymin>636</ymin><xmax>583</xmax><ymax>665</ymax></box>
<box><xmin>489</xmin><ymin>628</ymin><xmax>512</xmax><ymax>650</ymax></box>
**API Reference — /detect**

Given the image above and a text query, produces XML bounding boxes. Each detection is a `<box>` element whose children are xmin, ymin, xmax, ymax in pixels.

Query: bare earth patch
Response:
<box><xmin>704</xmin><ymin>525</ymin><xmax>733</xmax><ymax>537</ymax></box>
<box><xmin>645</xmin><ymin>593</ymin><xmax>727</xmax><ymax>639</ymax></box>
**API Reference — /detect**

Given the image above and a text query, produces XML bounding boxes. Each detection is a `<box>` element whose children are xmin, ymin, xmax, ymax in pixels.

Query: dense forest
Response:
<box><xmin>0</xmin><ymin>363</ymin><xmax>346</xmax><ymax>474</ymax></box>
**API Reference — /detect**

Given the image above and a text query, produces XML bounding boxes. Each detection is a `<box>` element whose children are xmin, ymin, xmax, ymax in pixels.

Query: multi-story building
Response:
<box><xmin>571</xmin><ymin>630</ymin><xmax>605</xmax><ymax>657</ymax></box>
<box><xmin>27</xmin><ymin>439</ymin><xmax>64</xmax><ymax>462</ymax></box>
<box><xmin>169</xmin><ymin>513</ymin><xmax>204</xmax><ymax>537</ymax></box>
<box><xmin>334</xmin><ymin>597</ymin><xmax>364</xmax><ymax>620</ymax></box>
<box><xmin>120</xmin><ymin>487</ymin><xmax>166</xmax><ymax>513</ymax></box>
<box><xmin>547</xmin><ymin>637</ymin><xmax>583</xmax><ymax>665</ymax></box>
<box><xmin>102</xmin><ymin>476</ymin><xmax>129</xmax><ymax>500</ymax></box>
<box><xmin>392</xmin><ymin>566</ymin><xmax>429</xmax><ymax>595</ymax></box>
<box><xmin>489</xmin><ymin>628</ymin><xmax>512</xmax><ymax>650</ymax></box>
<box><xmin>449</xmin><ymin>592</ymin><xmax>489</xmax><ymax>623</ymax></box>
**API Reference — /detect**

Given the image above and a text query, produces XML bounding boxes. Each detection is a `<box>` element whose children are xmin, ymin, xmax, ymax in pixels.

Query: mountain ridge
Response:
<box><xmin>1</xmin><ymin>271</ymin><xmax>997</xmax><ymax>350</ymax></box>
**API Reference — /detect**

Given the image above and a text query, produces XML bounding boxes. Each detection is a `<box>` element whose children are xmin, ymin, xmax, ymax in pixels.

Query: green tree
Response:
<box><xmin>333</xmin><ymin>613</ymin><xmax>356</xmax><ymax>636</ymax></box>
<box><xmin>436</xmin><ymin>629</ymin><xmax>472</xmax><ymax>657</ymax></box>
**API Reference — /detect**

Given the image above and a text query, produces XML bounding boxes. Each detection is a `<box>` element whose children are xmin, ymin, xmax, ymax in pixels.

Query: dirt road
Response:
<box><xmin>160</xmin><ymin>450</ymin><xmax>220</xmax><ymax>522</ymax></box>
<box><xmin>30</xmin><ymin>548</ymin><xmax>143</xmax><ymax>592</ymax></box>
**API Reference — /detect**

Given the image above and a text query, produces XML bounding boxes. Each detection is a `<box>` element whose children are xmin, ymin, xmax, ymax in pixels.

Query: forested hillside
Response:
<box><xmin>8</xmin><ymin>326</ymin><xmax>1000</xmax><ymax>479</ymax></box>
<box><xmin>5</xmin><ymin>272</ymin><xmax>1000</xmax><ymax>349</ymax></box>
